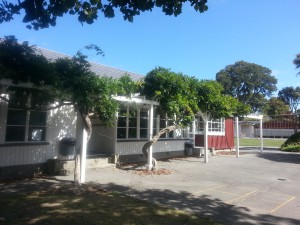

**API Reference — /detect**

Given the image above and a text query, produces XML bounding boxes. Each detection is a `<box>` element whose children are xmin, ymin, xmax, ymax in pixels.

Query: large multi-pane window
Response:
<box><xmin>117</xmin><ymin>107</ymin><xmax>190</xmax><ymax>140</ymax></box>
<box><xmin>117</xmin><ymin>106</ymin><xmax>149</xmax><ymax>139</ymax></box>
<box><xmin>5</xmin><ymin>94</ymin><xmax>47</xmax><ymax>142</ymax></box>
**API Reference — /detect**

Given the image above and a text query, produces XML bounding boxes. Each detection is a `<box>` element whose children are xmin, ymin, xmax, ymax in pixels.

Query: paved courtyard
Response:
<box><xmin>64</xmin><ymin>148</ymin><xmax>300</xmax><ymax>225</ymax></box>
<box><xmin>1</xmin><ymin>148</ymin><xmax>299</xmax><ymax>225</ymax></box>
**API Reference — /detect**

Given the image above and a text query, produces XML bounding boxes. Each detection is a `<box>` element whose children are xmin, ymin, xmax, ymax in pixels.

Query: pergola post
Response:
<box><xmin>80</xmin><ymin>128</ymin><xmax>88</xmax><ymax>183</ymax></box>
<box><xmin>235</xmin><ymin>117</ymin><xmax>239</xmax><ymax>158</ymax></box>
<box><xmin>147</xmin><ymin>104</ymin><xmax>154</xmax><ymax>170</ymax></box>
<box><xmin>260</xmin><ymin>117</ymin><xmax>263</xmax><ymax>153</ymax></box>
<box><xmin>204</xmin><ymin>119</ymin><xmax>208</xmax><ymax>163</ymax></box>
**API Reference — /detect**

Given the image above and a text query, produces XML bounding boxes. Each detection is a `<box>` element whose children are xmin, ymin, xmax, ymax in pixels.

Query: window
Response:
<box><xmin>5</xmin><ymin>94</ymin><xmax>47</xmax><ymax>142</ymax></box>
<box><xmin>153</xmin><ymin>114</ymin><xmax>186</xmax><ymax>139</ymax></box>
<box><xmin>117</xmin><ymin>106</ymin><xmax>149</xmax><ymax>140</ymax></box>
<box><xmin>117</xmin><ymin>107</ymin><xmax>188</xmax><ymax>140</ymax></box>
<box><xmin>195</xmin><ymin>116</ymin><xmax>225</xmax><ymax>135</ymax></box>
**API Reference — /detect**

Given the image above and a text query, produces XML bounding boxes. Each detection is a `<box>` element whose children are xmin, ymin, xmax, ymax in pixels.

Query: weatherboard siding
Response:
<box><xmin>0</xmin><ymin>105</ymin><xmax>77</xmax><ymax>167</ymax></box>
<box><xmin>116</xmin><ymin>139</ymin><xmax>186</xmax><ymax>156</ymax></box>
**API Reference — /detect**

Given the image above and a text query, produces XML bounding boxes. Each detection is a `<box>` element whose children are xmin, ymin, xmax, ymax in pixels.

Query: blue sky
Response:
<box><xmin>1</xmin><ymin>0</ymin><xmax>300</xmax><ymax>94</ymax></box>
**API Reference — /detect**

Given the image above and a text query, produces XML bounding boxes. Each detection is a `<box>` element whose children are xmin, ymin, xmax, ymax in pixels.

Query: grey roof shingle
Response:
<box><xmin>37</xmin><ymin>47</ymin><xmax>144</xmax><ymax>81</ymax></box>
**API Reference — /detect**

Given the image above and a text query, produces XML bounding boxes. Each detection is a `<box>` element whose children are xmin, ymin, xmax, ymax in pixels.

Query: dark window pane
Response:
<box><xmin>140</xmin><ymin>110</ymin><xmax>148</xmax><ymax>118</ymax></box>
<box><xmin>117</xmin><ymin>128</ymin><xmax>126</xmax><ymax>139</ymax></box>
<box><xmin>28</xmin><ymin>127</ymin><xmax>46</xmax><ymax>141</ymax></box>
<box><xmin>7</xmin><ymin>110</ymin><xmax>26</xmax><ymax>125</ymax></box>
<box><xmin>119</xmin><ymin>109</ymin><xmax>127</xmax><ymax>117</ymax></box>
<box><xmin>5</xmin><ymin>126</ymin><xmax>26</xmax><ymax>142</ymax></box>
<box><xmin>160</xmin><ymin>119</ymin><xmax>167</xmax><ymax>129</ymax></box>
<box><xmin>129</xmin><ymin>118</ymin><xmax>137</xmax><ymax>127</ymax></box>
<box><xmin>128</xmin><ymin>128</ymin><xmax>137</xmax><ymax>138</ymax></box>
<box><xmin>140</xmin><ymin>129</ymin><xmax>148</xmax><ymax>138</ymax></box>
<box><xmin>29</xmin><ymin>111</ymin><xmax>47</xmax><ymax>126</ymax></box>
<box><xmin>117</xmin><ymin>117</ymin><xmax>126</xmax><ymax>127</ymax></box>
<box><xmin>140</xmin><ymin>118</ymin><xmax>148</xmax><ymax>128</ymax></box>
<box><xmin>169</xmin><ymin>131</ymin><xmax>174</xmax><ymax>138</ymax></box>
<box><xmin>129</xmin><ymin>109</ymin><xmax>137</xmax><ymax>117</ymax></box>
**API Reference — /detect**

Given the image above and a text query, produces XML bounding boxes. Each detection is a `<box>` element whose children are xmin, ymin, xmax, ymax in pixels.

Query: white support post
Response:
<box><xmin>235</xmin><ymin>117</ymin><xmax>239</xmax><ymax>158</ymax></box>
<box><xmin>80</xmin><ymin>128</ymin><xmax>88</xmax><ymax>183</ymax></box>
<box><xmin>204</xmin><ymin>119</ymin><xmax>208</xmax><ymax>163</ymax></box>
<box><xmin>192</xmin><ymin>119</ymin><xmax>196</xmax><ymax>146</ymax></box>
<box><xmin>147</xmin><ymin>104</ymin><xmax>154</xmax><ymax>170</ymax></box>
<box><xmin>260</xmin><ymin>118</ymin><xmax>263</xmax><ymax>153</ymax></box>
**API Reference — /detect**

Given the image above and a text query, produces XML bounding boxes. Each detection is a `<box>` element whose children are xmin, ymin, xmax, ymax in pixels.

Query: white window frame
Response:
<box><xmin>117</xmin><ymin>106</ymin><xmax>149</xmax><ymax>140</ymax></box>
<box><xmin>195</xmin><ymin>117</ymin><xmax>225</xmax><ymax>136</ymax></box>
<box><xmin>1</xmin><ymin>93</ymin><xmax>48</xmax><ymax>143</ymax></box>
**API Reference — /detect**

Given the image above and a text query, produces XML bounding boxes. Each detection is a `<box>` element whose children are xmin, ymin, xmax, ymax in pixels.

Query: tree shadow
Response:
<box><xmin>256</xmin><ymin>152</ymin><xmax>300</xmax><ymax>164</ymax></box>
<box><xmin>88</xmin><ymin>181</ymin><xmax>300</xmax><ymax>225</ymax></box>
<box><xmin>1</xmin><ymin>178</ymin><xmax>299</xmax><ymax>225</ymax></box>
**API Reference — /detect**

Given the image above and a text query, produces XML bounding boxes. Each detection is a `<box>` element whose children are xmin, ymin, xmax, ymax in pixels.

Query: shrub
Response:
<box><xmin>281</xmin><ymin>132</ymin><xmax>300</xmax><ymax>152</ymax></box>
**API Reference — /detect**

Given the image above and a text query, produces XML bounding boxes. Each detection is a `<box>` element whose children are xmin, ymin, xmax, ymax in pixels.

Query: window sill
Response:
<box><xmin>0</xmin><ymin>142</ymin><xmax>50</xmax><ymax>147</ymax></box>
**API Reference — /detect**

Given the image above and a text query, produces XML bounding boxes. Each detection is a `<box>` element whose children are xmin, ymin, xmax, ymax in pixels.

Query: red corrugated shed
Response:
<box><xmin>195</xmin><ymin>118</ymin><xmax>234</xmax><ymax>150</ymax></box>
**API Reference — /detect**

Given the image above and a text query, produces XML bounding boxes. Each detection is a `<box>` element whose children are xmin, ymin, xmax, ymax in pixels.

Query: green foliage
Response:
<box><xmin>0</xmin><ymin>0</ymin><xmax>208</xmax><ymax>30</ymax></box>
<box><xmin>278</xmin><ymin>86</ymin><xmax>300</xmax><ymax>113</ymax></box>
<box><xmin>216</xmin><ymin>61</ymin><xmax>277</xmax><ymax>113</ymax></box>
<box><xmin>294</xmin><ymin>53</ymin><xmax>300</xmax><ymax>75</ymax></box>
<box><xmin>0</xmin><ymin>35</ymin><xmax>122</xmax><ymax>128</ymax></box>
<box><xmin>196</xmin><ymin>80</ymin><xmax>250</xmax><ymax>119</ymax></box>
<box><xmin>141</xmin><ymin>67</ymin><xmax>199</xmax><ymax>126</ymax></box>
<box><xmin>141</xmin><ymin>67</ymin><xmax>249</xmax><ymax>128</ymax></box>
<box><xmin>263</xmin><ymin>97</ymin><xmax>289</xmax><ymax>117</ymax></box>
<box><xmin>281</xmin><ymin>132</ymin><xmax>300</xmax><ymax>152</ymax></box>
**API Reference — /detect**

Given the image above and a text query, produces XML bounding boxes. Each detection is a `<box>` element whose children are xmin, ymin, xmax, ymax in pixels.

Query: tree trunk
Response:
<box><xmin>142</xmin><ymin>125</ymin><xmax>179</xmax><ymax>171</ymax></box>
<box><xmin>74</xmin><ymin>113</ymin><xmax>93</xmax><ymax>184</ymax></box>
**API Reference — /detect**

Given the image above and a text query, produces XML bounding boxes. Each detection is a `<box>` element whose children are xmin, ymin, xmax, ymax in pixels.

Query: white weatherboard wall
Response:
<box><xmin>116</xmin><ymin>140</ymin><xmax>186</xmax><ymax>155</ymax></box>
<box><xmin>0</xmin><ymin>105</ymin><xmax>77</xmax><ymax>167</ymax></box>
<box><xmin>87</xmin><ymin>118</ymin><xmax>115</xmax><ymax>155</ymax></box>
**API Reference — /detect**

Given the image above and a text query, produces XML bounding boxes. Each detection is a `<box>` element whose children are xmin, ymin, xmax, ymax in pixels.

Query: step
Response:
<box><xmin>47</xmin><ymin>156</ymin><xmax>116</xmax><ymax>176</ymax></box>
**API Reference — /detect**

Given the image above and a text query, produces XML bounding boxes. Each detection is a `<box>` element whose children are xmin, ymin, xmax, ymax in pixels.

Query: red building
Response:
<box><xmin>194</xmin><ymin>118</ymin><xmax>235</xmax><ymax>150</ymax></box>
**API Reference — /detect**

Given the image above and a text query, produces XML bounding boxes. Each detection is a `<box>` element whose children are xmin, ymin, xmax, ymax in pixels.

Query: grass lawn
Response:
<box><xmin>0</xmin><ymin>183</ymin><xmax>223</xmax><ymax>225</ymax></box>
<box><xmin>235</xmin><ymin>138</ymin><xmax>286</xmax><ymax>148</ymax></box>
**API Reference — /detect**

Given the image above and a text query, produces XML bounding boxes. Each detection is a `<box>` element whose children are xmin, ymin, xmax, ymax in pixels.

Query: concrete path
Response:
<box><xmin>1</xmin><ymin>148</ymin><xmax>300</xmax><ymax>225</ymax></box>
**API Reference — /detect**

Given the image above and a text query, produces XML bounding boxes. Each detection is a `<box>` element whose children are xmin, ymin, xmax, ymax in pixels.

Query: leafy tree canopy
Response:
<box><xmin>294</xmin><ymin>53</ymin><xmax>300</xmax><ymax>75</ymax></box>
<box><xmin>141</xmin><ymin>67</ymin><xmax>198</xmax><ymax>127</ymax></box>
<box><xmin>196</xmin><ymin>80</ymin><xmax>250</xmax><ymax>119</ymax></box>
<box><xmin>278</xmin><ymin>86</ymin><xmax>300</xmax><ymax>114</ymax></box>
<box><xmin>216</xmin><ymin>60</ymin><xmax>277</xmax><ymax>113</ymax></box>
<box><xmin>263</xmin><ymin>97</ymin><xmax>289</xmax><ymax>117</ymax></box>
<box><xmin>0</xmin><ymin>35</ymin><xmax>131</xmax><ymax>137</ymax></box>
<box><xmin>0</xmin><ymin>0</ymin><xmax>208</xmax><ymax>30</ymax></box>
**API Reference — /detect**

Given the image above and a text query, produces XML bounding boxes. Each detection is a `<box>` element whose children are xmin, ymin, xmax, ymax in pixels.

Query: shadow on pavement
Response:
<box><xmin>257</xmin><ymin>152</ymin><xmax>300</xmax><ymax>164</ymax></box>
<box><xmin>88</xmin><ymin>181</ymin><xmax>300</xmax><ymax>225</ymax></box>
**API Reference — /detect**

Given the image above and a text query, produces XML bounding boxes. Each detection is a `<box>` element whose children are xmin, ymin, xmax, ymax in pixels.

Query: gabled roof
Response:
<box><xmin>37</xmin><ymin>47</ymin><xmax>144</xmax><ymax>81</ymax></box>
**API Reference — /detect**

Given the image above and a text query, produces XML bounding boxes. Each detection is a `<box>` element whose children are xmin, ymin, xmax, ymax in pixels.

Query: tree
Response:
<box><xmin>278</xmin><ymin>86</ymin><xmax>300</xmax><ymax>133</ymax></box>
<box><xmin>140</xmin><ymin>68</ymin><xmax>249</xmax><ymax>169</ymax></box>
<box><xmin>216</xmin><ymin>61</ymin><xmax>277</xmax><ymax>113</ymax></box>
<box><xmin>0</xmin><ymin>36</ymin><xmax>132</xmax><ymax>183</ymax></box>
<box><xmin>0</xmin><ymin>0</ymin><xmax>208</xmax><ymax>30</ymax></box>
<box><xmin>263</xmin><ymin>97</ymin><xmax>289</xmax><ymax>118</ymax></box>
<box><xmin>294</xmin><ymin>53</ymin><xmax>300</xmax><ymax>75</ymax></box>
<box><xmin>140</xmin><ymin>67</ymin><xmax>199</xmax><ymax>169</ymax></box>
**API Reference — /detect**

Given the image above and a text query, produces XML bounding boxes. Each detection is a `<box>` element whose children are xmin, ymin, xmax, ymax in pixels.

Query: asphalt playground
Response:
<box><xmin>80</xmin><ymin>148</ymin><xmax>300</xmax><ymax>225</ymax></box>
<box><xmin>1</xmin><ymin>148</ymin><xmax>300</xmax><ymax>225</ymax></box>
